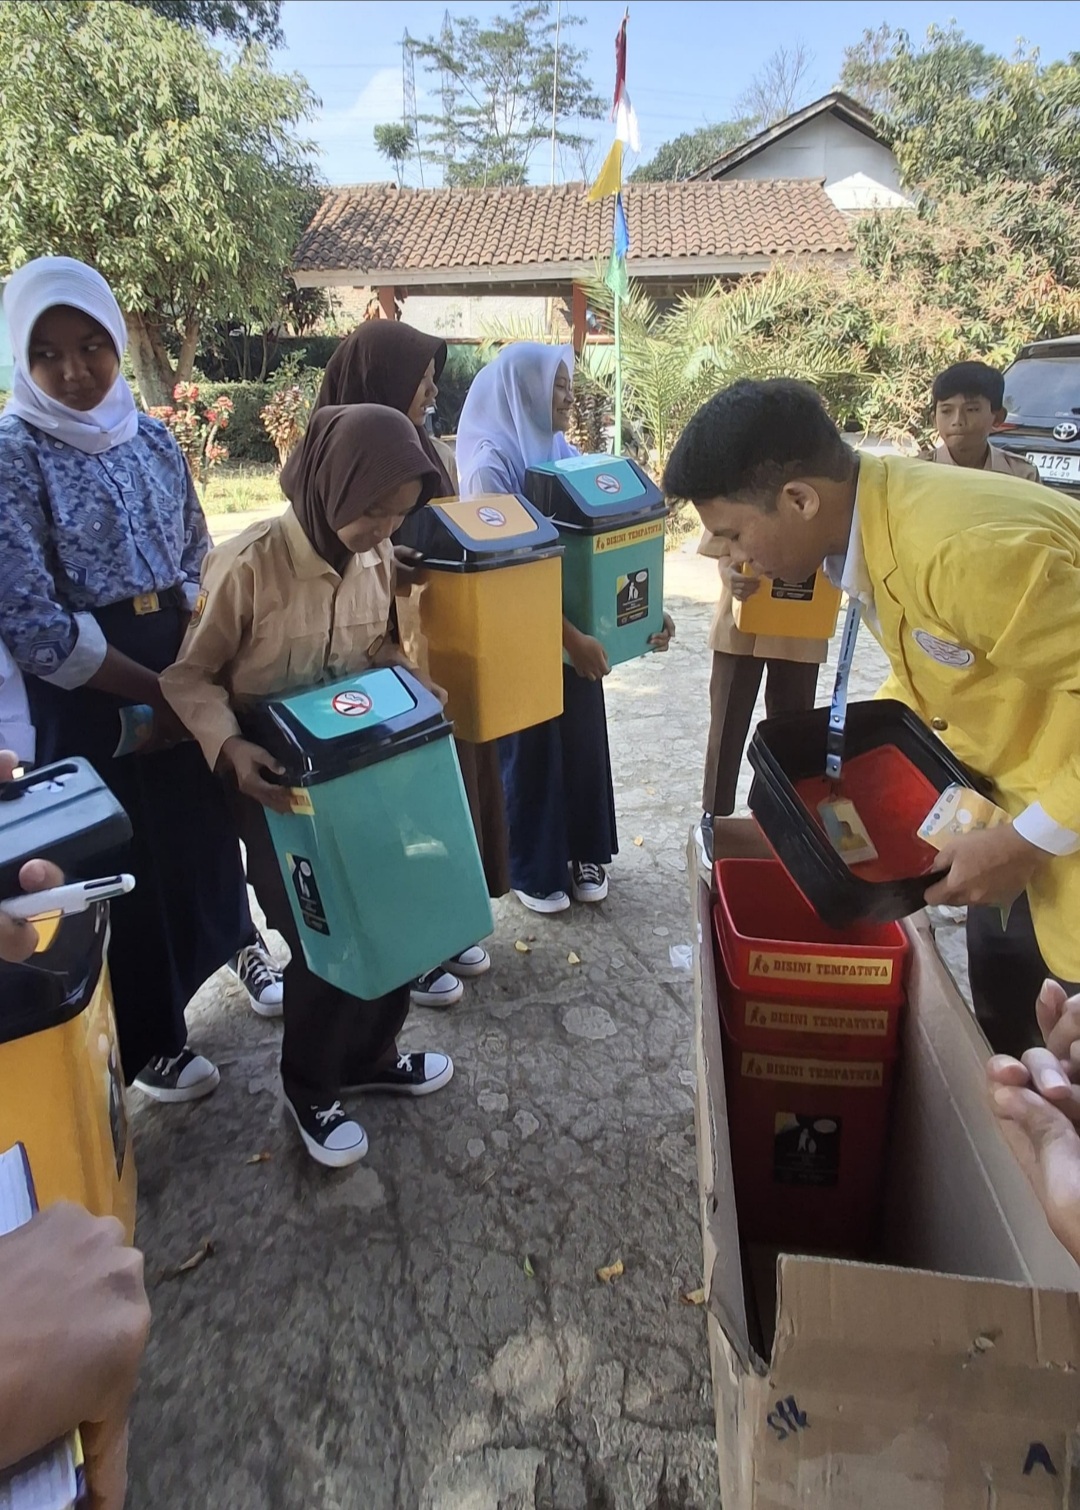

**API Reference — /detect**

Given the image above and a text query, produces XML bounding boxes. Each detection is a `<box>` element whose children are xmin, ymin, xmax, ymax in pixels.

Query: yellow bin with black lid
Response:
<box><xmin>402</xmin><ymin>493</ymin><xmax>565</xmax><ymax>744</ymax></box>
<box><xmin>732</xmin><ymin>566</ymin><xmax>841</xmax><ymax>640</ymax></box>
<box><xmin>0</xmin><ymin>759</ymin><xmax>136</xmax><ymax>1240</ymax></box>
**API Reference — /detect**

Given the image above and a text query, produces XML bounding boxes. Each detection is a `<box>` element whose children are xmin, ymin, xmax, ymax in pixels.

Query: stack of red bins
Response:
<box><xmin>712</xmin><ymin>858</ymin><xmax>909</xmax><ymax>1254</ymax></box>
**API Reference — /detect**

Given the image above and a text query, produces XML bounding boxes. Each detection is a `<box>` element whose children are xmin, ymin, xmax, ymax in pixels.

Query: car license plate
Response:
<box><xmin>1027</xmin><ymin>452</ymin><xmax>1080</xmax><ymax>482</ymax></box>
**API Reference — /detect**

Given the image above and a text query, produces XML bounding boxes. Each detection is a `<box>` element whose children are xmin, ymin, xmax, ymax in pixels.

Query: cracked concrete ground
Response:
<box><xmin>126</xmin><ymin>542</ymin><xmax>971</xmax><ymax>1510</ymax></box>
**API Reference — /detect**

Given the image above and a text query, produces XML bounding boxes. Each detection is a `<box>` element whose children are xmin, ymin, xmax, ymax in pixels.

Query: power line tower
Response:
<box><xmin>440</xmin><ymin>8</ymin><xmax>457</xmax><ymax>185</ymax></box>
<box><xmin>401</xmin><ymin>29</ymin><xmax>424</xmax><ymax>187</ymax></box>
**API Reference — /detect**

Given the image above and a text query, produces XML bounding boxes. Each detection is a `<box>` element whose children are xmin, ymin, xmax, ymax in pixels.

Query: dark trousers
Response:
<box><xmin>498</xmin><ymin>665</ymin><xmax>618</xmax><ymax>897</ymax></box>
<box><xmin>703</xmin><ymin>652</ymin><xmax>819</xmax><ymax>817</ymax></box>
<box><xmin>232</xmin><ymin>791</ymin><xmax>408</xmax><ymax>1101</ymax></box>
<box><xmin>966</xmin><ymin>893</ymin><xmax>1080</xmax><ymax>1060</ymax></box>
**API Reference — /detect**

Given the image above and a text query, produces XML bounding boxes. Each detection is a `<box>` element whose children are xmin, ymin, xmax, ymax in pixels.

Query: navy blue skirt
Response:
<box><xmin>498</xmin><ymin>665</ymin><xmax>618</xmax><ymax>897</ymax></box>
<box><xmin>28</xmin><ymin>600</ymin><xmax>253</xmax><ymax>1081</ymax></box>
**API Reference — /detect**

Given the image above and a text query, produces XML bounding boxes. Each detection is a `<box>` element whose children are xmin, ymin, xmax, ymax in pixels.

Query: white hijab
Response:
<box><xmin>456</xmin><ymin>342</ymin><xmax>576</xmax><ymax>495</ymax></box>
<box><xmin>3</xmin><ymin>256</ymin><xmax>139</xmax><ymax>454</ymax></box>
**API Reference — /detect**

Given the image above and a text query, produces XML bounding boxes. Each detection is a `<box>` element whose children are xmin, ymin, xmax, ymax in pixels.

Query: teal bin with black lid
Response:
<box><xmin>242</xmin><ymin>666</ymin><xmax>493</xmax><ymax>1000</ymax></box>
<box><xmin>524</xmin><ymin>455</ymin><xmax>668</xmax><ymax>667</ymax></box>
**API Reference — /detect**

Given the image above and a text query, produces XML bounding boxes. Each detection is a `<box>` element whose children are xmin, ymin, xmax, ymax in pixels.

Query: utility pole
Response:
<box><xmin>402</xmin><ymin>29</ymin><xmax>424</xmax><ymax>187</ymax></box>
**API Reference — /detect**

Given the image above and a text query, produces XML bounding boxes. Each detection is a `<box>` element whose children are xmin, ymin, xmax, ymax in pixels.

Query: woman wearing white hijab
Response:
<box><xmin>457</xmin><ymin>342</ymin><xmax>619</xmax><ymax>912</ymax></box>
<box><xmin>0</xmin><ymin>255</ymin><xmax>270</xmax><ymax>1098</ymax></box>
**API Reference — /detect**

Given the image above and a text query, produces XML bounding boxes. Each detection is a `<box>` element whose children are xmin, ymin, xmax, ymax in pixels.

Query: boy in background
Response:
<box><xmin>929</xmin><ymin>360</ymin><xmax>1039</xmax><ymax>481</ymax></box>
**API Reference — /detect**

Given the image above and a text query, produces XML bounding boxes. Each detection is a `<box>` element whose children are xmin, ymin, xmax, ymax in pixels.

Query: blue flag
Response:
<box><xmin>613</xmin><ymin>193</ymin><xmax>630</xmax><ymax>259</ymax></box>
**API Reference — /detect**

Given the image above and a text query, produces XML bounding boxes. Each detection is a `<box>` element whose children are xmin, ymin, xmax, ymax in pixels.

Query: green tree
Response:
<box><xmin>413</xmin><ymin>1</ymin><xmax>604</xmax><ymax>187</ymax></box>
<box><xmin>0</xmin><ymin>0</ymin><xmax>317</xmax><ymax>405</ymax></box>
<box><xmin>121</xmin><ymin>0</ymin><xmax>284</xmax><ymax>47</ymax></box>
<box><xmin>374</xmin><ymin>122</ymin><xmax>414</xmax><ymax>187</ymax></box>
<box><xmin>630</xmin><ymin>120</ymin><xmax>757</xmax><ymax>183</ymax></box>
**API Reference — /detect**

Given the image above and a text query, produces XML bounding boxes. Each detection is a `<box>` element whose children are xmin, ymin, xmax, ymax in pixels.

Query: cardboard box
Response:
<box><xmin>692</xmin><ymin>819</ymin><xmax>1080</xmax><ymax>1510</ymax></box>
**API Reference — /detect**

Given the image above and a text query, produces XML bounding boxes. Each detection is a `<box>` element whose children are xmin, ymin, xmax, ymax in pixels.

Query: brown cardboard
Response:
<box><xmin>692</xmin><ymin>819</ymin><xmax>1080</xmax><ymax>1510</ymax></box>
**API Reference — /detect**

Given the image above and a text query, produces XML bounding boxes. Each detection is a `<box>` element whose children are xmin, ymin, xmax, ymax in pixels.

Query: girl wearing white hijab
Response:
<box><xmin>456</xmin><ymin>343</ymin><xmax>619</xmax><ymax>912</ymax></box>
<box><xmin>0</xmin><ymin>255</ymin><xmax>267</xmax><ymax>1098</ymax></box>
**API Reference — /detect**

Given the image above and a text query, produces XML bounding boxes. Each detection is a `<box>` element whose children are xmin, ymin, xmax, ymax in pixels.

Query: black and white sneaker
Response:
<box><xmin>694</xmin><ymin>813</ymin><xmax>714</xmax><ymax>879</ymax></box>
<box><xmin>571</xmin><ymin>861</ymin><xmax>608</xmax><ymax>903</ymax></box>
<box><xmin>133</xmin><ymin>1047</ymin><xmax>220</xmax><ymax>1103</ymax></box>
<box><xmin>284</xmin><ymin>1095</ymin><xmax>368</xmax><ymax>1168</ymax></box>
<box><xmin>232</xmin><ymin>937</ymin><xmax>284</xmax><ymax>1018</ymax></box>
<box><xmin>410</xmin><ymin>967</ymin><xmax>464</xmax><ymax>1008</ymax></box>
<box><xmin>446</xmin><ymin>944</ymin><xmax>491</xmax><ymax>978</ymax></box>
<box><xmin>343</xmin><ymin>1051</ymin><xmax>454</xmax><ymax>1098</ymax></box>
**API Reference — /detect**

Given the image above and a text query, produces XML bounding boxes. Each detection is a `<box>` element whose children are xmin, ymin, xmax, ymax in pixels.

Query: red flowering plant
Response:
<box><xmin>149</xmin><ymin>382</ymin><xmax>233</xmax><ymax>492</ymax></box>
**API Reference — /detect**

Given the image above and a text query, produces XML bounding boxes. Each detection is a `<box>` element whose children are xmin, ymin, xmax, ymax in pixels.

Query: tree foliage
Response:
<box><xmin>374</xmin><ymin>122</ymin><xmax>414</xmax><ymax>187</ymax></box>
<box><xmin>0</xmin><ymin>0</ymin><xmax>318</xmax><ymax>405</ymax></box>
<box><xmin>121</xmin><ymin>0</ymin><xmax>283</xmax><ymax>47</ymax></box>
<box><xmin>413</xmin><ymin>1</ymin><xmax>604</xmax><ymax>187</ymax></box>
<box><xmin>630</xmin><ymin>120</ymin><xmax>756</xmax><ymax>183</ymax></box>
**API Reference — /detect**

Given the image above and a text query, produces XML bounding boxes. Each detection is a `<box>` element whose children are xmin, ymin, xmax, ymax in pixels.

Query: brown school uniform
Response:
<box><xmin>699</xmin><ymin>530</ymin><xmax>824</xmax><ymax>816</ymax></box>
<box><xmin>930</xmin><ymin>440</ymin><xmax>1040</xmax><ymax>483</ymax></box>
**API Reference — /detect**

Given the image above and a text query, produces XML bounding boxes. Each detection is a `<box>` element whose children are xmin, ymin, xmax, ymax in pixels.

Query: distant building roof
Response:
<box><xmin>691</xmin><ymin>92</ymin><xmax>888</xmax><ymax>182</ymax></box>
<box><xmin>293</xmin><ymin>178</ymin><xmax>853</xmax><ymax>291</ymax></box>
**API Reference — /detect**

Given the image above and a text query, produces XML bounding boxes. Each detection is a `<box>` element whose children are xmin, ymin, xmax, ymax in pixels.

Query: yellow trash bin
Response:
<box><xmin>732</xmin><ymin>566</ymin><xmax>841</xmax><ymax>640</ymax></box>
<box><xmin>413</xmin><ymin>493</ymin><xmax>565</xmax><ymax>744</ymax></box>
<box><xmin>0</xmin><ymin>759</ymin><xmax>136</xmax><ymax>1239</ymax></box>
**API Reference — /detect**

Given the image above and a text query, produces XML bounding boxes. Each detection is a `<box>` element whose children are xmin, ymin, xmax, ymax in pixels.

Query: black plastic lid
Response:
<box><xmin>0</xmin><ymin>758</ymin><xmax>132</xmax><ymax>896</ymax></box>
<box><xmin>395</xmin><ymin>492</ymin><xmax>563</xmax><ymax>571</ymax></box>
<box><xmin>240</xmin><ymin>665</ymin><xmax>451</xmax><ymax>787</ymax></box>
<box><xmin>524</xmin><ymin>455</ymin><xmax>668</xmax><ymax>535</ymax></box>
<box><xmin>0</xmin><ymin>904</ymin><xmax>108</xmax><ymax>1044</ymax></box>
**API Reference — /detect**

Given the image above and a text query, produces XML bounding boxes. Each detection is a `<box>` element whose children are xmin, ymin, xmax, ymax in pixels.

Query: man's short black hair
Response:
<box><xmin>932</xmin><ymin>361</ymin><xmax>1005</xmax><ymax>410</ymax></box>
<box><xmin>662</xmin><ymin>379</ymin><xmax>854</xmax><ymax>508</ymax></box>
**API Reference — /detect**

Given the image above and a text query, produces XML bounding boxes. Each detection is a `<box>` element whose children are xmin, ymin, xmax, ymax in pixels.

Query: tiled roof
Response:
<box><xmin>293</xmin><ymin>179</ymin><xmax>852</xmax><ymax>283</ymax></box>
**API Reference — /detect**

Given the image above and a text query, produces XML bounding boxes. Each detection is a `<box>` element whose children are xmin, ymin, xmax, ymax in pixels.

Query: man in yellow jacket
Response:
<box><xmin>664</xmin><ymin>378</ymin><xmax>1080</xmax><ymax>1054</ymax></box>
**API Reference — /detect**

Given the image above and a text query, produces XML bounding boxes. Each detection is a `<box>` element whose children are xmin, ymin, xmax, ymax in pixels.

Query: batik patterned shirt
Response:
<box><xmin>0</xmin><ymin>412</ymin><xmax>208</xmax><ymax>688</ymax></box>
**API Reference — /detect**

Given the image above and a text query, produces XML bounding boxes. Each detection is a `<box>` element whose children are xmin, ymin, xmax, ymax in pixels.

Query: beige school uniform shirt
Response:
<box><xmin>162</xmin><ymin>505</ymin><xmax>396</xmax><ymax>771</ymax></box>
<box><xmin>930</xmin><ymin>441</ymin><xmax>1040</xmax><ymax>483</ymax></box>
<box><xmin>697</xmin><ymin>530</ymin><xmax>827</xmax><ymax>665</ymax></box>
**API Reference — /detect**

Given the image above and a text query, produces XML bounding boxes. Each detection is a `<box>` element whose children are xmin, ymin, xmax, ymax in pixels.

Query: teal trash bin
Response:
<box><xmin>242</xmin><ymin>666</ymin><xmax>494</xmax><ymax>1000</ymax></box>
<box><xmin>524</xmin><ymin>455</ymin><xmax>668</xmax><ymax>668</ymax></box>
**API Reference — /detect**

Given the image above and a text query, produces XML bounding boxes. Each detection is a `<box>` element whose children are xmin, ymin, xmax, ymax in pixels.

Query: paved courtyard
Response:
<box><xmin>126</xmin><ymin>542</ymin><xmax>965</xmax><ymax>1509</ymax></box>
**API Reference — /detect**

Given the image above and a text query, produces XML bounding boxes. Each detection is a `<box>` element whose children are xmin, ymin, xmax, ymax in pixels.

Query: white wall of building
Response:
<box><xmin>719</xmin><ymin>114</ymin><xmax>911</xmax><ymax>213</ymax></box>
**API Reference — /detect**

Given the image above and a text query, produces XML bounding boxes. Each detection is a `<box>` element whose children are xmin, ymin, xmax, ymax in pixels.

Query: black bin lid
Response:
<box><xmin>395</xmin><ymin>492</ymin><xmax>562</xmax><ymax>572</ymax></box>
<box><xmin>241</xmin><ymin>665</ymin><xmax>451</xmax><ymax>788</ymax></box>
<box><xmin>524</xmin><ymin>455</ymin><xmax>667</xmax><ymax>534</ymax></box>
<box><xmin>0</xmin><ymin>758</ymin><xmax>131</xmax><ymax>896</ymax></box>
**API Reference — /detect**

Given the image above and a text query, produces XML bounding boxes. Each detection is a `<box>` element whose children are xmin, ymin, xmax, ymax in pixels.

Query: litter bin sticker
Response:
<box><xmin>616</xmin><ymin>569</ymin><xmax>650</xmax><ymax>627</ymax></box>
<box><xmin>476</xmin><ymin>505</ymin><xmax>506</xmax><ymax>527</ymax></box>
<box><xmin>770</xmin><ymin>573</ymin><xmax>816</xmax><ymax>603</ymax></box>
<box><xmin>773</xmin><ymin>1113</ymin><xmax>840</xmax><ymax>1187</ymax></box>
<box><xmin>287</xmin><ymin>853</ymin><xmax>330</xmax><ymax>935</ymax></box>
<box><xmin>331</xmin><ymin>690</ymin><xmax>373</xmax><ymax>718</ymax></box>
<box><xmin>595</xmin><ymin>472</ymin><xmax>622</xmax><ymax>495</ymax></box>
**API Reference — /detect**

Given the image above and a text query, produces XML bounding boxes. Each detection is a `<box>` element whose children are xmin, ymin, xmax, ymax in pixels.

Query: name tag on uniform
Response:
<box><xmin>911</xmin><ymin>629</ymin><xmax>974</xmax><ymax>669</ymax></box>
<box><xmin>132</xmin><ymin>592</ymin><xmax>161</xmax><ymax>616</ymax></box>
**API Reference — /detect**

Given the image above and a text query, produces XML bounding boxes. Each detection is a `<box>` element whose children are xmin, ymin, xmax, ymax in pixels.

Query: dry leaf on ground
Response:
<box><xmin>567</xmin><ymin>951</ymin><xmax>581</xmax><ymax>966</ymax></box>
<box><xmin>596</xmin><ymin>1258</ymin><xmax>625</xmax><ymax>1284</ymax></box>
<box><xmin>523</xmin><ymin>1255</ymin><xmax>535</xmax><ymax>1278</ymax></box>
<box><xmin>160</xmin><ymin>1239</ymin><xmax>214</xmax><ymax>1283</ymax></box>
<box><xmin>633</xmin><ymin>836</ymin><xmax>644</xmax><ymax>847</ymax></box>
<box><xmin>680</xmin><ymin>1287</ymin><xmax>706</xmax><ymax>1306</ymax></box>
<box><xmin>245</xmin><ymin>1151</ymin><xmax>271</xmax><ymax>1165</ymax></box>
<box><xmin>514</xmin><ymin>940</ymin><xmax>531</xmax><ymax>954</ymax></box>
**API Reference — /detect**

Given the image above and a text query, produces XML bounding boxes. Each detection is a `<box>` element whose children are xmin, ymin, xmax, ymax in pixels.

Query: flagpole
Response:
<box><xmin>613</xmin><ymin>282</ymin><xmax>622</xmax><ymax>457</ymax></box>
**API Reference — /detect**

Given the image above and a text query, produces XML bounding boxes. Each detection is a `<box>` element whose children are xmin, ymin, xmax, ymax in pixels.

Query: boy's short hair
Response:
<box><xmin>662</xmin><ymin>379</ymin><xmax>853</xmax><ymax>508</ymax></box>
<box><xmin>931</xmin><ymin>361</ymin><xmax>1005</xmax><ymax>410</ymax></box>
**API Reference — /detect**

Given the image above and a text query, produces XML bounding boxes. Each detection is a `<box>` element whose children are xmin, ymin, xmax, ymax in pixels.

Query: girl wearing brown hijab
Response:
<box><xmin>162</xmin><ymin>405</ymin><xmax>456</xmax><ymax>1169</ymax></box>
<box><xmin>314</xmin><ymin>322</ymin><xmax>511</xmax><ymax>1008</ymax></box>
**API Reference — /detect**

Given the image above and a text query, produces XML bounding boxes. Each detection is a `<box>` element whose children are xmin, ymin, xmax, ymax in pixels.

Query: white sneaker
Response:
<box><xmin>571</xmin><ymin>862</ymin><xmax>608</xmax><ymax>904</ymax></box>
<box><xmin>411</xmin><ymin>967</ymin><xmax>464</xmax><ymax>1008</ymax></box>
<box><xmin>512</xmin><ymin>888</ymin><xmax>571</xmax><ymax>915</ymax></box>
<box><xmin>133</xmin><ymin>1047</ymin><xmax>220</xmax><ymax>1103</ymax></box>
<box><xmin>447</xmin><ymin>945</ymin><xmax>491</xmax><ymax>978</ymax></box>
<box><xmin>284</xmin><ymin>1094</ymin><xmax>369</xmax><ymax>1168</ymax></box>
<box><xmin>232</xmin><ymin>940</ymin><xmax>284</xmax><ymax>1018</ymax></box>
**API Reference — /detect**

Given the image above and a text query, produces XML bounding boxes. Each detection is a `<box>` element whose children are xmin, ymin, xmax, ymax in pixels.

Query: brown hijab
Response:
<box><xmin>316</xmin><ymin>322</ymin><xmax>454</xmax><ymax>494</ymax></box>
<box><xmin>279</xmin><ymin>404</ymin><xmax>440</xmax><ymax>574</ymax></box>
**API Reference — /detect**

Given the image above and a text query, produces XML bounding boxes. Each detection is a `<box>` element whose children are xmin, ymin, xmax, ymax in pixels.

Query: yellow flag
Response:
<box><xmin>587</xmin><ymin>140</ymin><xmax>623</xmax><ymax>202</ymax></box>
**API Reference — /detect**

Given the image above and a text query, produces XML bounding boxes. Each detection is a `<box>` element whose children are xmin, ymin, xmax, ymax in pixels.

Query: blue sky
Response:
<box><xmin>279</xmin><ymin>0</ymin><xmax>1080</xmax><ymax>186</ymax></box>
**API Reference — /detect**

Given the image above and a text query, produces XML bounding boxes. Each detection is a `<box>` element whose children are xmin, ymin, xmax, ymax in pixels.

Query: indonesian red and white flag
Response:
<box><xmin>611</xmin><ymin>12</ymin><xmax>640</xmax><ymax>154</ymax></box>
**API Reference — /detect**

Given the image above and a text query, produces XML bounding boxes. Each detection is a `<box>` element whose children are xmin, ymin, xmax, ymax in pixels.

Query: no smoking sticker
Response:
<box><xmin>595</xmin><ymin>473</ymin><xmax>622</xmax><ymax>495</ymax></box>
<box><xmin>476</xmin><ymin>505</ymin><xmax>506</xmax><ymax>527</ymax></box>
<box><xmin>331</xmin><ymin>690</ymin><xmax>373</xmax><ymax>717</ymax></box>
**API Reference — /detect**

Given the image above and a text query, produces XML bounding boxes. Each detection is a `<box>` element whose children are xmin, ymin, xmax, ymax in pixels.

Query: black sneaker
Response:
<box><xmin>342</xmin><ymin>1051</ymin><xmax>455</xmax><ymax>1097</ymax></box>
<box><xmin>695</xmin><ymin>813</ymin><xmax>714</xmax><ymax>876</ymax></box>
<box><xmin>133</xmin><ymin>1047</ymin><xmax>220</xmax><ymax>1103</ymax></box>
<box><xmin>284</xmin><ymin>1094</ymin><xmax>368</xmax><ymax>1168</ymax></box>
<box><xmin>571</xmin><ymin>861</ymin><xmax>608</xmax><ymax>903</ymax></box>
<box><xmin>232</xmin><ymin>936</ymin><xmax>284</xmax><ymax>1018</ymax></box>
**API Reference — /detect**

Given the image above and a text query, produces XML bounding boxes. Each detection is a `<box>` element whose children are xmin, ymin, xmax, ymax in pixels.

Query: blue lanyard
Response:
<box><xmin>825</xmin><ymin>598</ymin><xmax>862</xmax><ymax>783</ymax></box>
